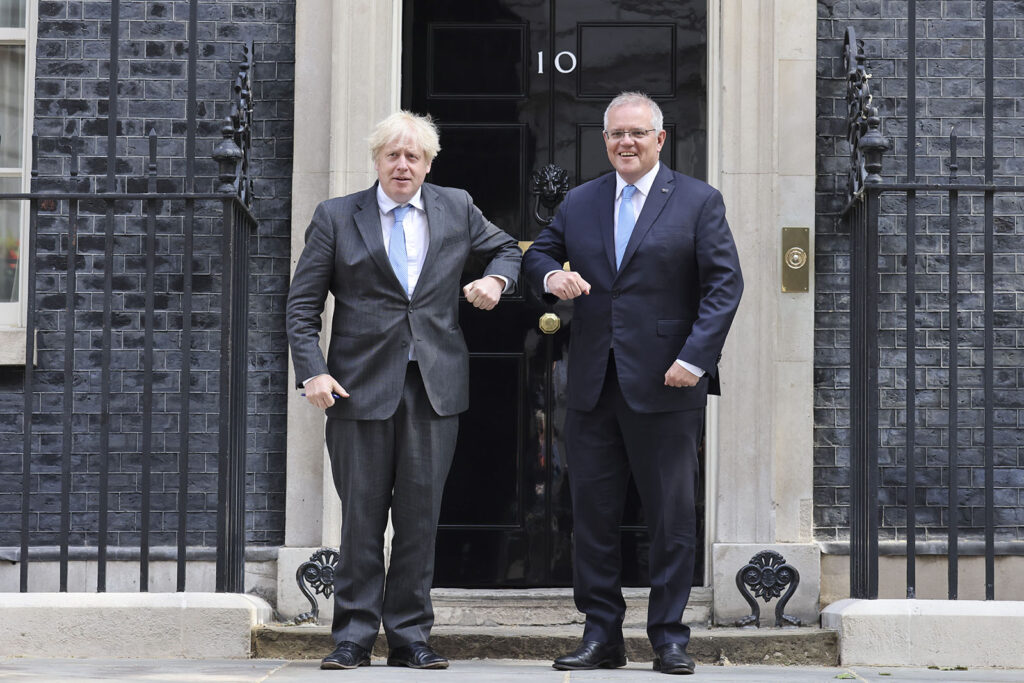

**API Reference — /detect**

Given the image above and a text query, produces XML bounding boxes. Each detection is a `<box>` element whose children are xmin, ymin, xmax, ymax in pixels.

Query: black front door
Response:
<box><xmin>403</xmin><ymin>0</ymin><xmax>707</xmax><ymax>587</ymax></box>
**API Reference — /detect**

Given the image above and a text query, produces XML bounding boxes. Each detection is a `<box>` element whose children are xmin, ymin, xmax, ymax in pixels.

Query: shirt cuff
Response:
<box><xmin>489</xmin><ymin>274</ymin><xmax>511</xmax><ymax>293</ymax></box>
<box><xmin>675</xmin><ymin>359</ymin><xmax>705</xmax><ymax>377</ymax></box>
<box><xmin>542</xmin><ymin>270</ymin><xmax>561</xmax><ymax>293</ymax></box>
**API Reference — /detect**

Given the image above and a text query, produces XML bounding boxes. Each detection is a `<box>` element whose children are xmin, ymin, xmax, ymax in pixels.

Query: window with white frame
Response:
<box><xmin>0</xmin><ymin>0</ymin><xmax>33</xmax><ymax>325</ymax></box>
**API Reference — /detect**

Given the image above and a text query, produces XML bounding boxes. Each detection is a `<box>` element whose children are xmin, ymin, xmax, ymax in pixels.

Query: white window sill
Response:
<box><xmin>0</xmin><ymin>328</ymin><xmax>28</xmax><ymax>365</ymax></box>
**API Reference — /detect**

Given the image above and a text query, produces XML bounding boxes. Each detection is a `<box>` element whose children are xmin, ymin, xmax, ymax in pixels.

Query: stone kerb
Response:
<box><xmin>0</xmin><ymin>592</ymin><xmax>272</xmax><ymax>658</ymax></box>
<box><xmin>822</xmin><ymin>598</ymin><xmax>1024</xmax><ymax>668</ymax></box>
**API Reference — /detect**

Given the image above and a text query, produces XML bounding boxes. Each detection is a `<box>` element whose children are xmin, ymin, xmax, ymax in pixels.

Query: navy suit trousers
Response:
<box><xmin>565</xmin><ymin>352</ymin><xmax>703</xmax><ymax>649</ymax></box>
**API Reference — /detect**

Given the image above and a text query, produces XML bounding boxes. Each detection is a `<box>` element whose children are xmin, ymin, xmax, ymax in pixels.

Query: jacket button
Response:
<box><xmin>612</xmin><ymin>290</ymin><xmax>620</xmax><ymax>299</ymax></box>
<box><xmin>401</xmin><ymin>341</ymin><xmax>408</xmax><ymax>348</ymax></box>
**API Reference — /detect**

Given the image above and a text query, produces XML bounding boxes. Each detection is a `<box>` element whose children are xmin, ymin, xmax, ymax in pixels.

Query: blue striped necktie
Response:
<box><xmin>616</xmin><ymin>184</ymin><xmax>637</xmax><ymax>268</ymax></box>
<box><xmin>389</xmin><ymin>204</ymin><xmax>410</xmax><ymax>294</ymax></box>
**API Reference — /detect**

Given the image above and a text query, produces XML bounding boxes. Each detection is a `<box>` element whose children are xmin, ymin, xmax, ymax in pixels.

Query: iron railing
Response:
<box><xmin>842</xmin><ymin>0</ymin><xmax>1024</xmax><ymax>600</ymax></box>
<box><xmin>0</xmin><ymin>1</ymin><xmax>255</xmax><ymax>593</ymax></box>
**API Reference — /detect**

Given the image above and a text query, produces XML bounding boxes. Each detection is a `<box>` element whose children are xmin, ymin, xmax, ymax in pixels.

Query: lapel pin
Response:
<box><xmin>661</xmin><ymin>188</ymin><xmax>668</xmax><ymax>193</ymax></box>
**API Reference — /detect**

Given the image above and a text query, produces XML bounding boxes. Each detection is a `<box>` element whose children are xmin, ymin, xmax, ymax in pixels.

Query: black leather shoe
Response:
<box><xmin>653</xmin><ymin>642</ymin><xmax>695</xmax><ymax>675</ymax></box>
<box><xmin>552</xmin><ymin>640</ymin><xmax>627</xmax><ymax>670</ymax></box>
<box><xmin>320</xmin><ymin>641</ymin><xmax>371</xmax><ymax>670</ymax></box>
<box><xmin>386</xmin><ymin>641</ymin><xmax>449</xmax><ymax>669</ymax></box>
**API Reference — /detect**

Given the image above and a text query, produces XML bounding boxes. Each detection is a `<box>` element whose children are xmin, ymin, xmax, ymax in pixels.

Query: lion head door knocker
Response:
<box><xmin>530</xmin><ymin>163</ymin><xmax>570</xmax><ymax>226</ymax></box>
<box><xmin>734</xmin><ymin>550</ymin><xmax>802</xmax><ymax>628</ymax></box>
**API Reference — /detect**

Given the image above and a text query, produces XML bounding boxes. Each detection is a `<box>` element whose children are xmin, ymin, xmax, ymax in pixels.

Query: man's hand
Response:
<box><xmin>664</xmin><ymin>363</ymin><xmax>700</xmax><ymax>388</ymax></box>
<box><xmin>304</xmin><ymin>374</ymin><xmax>349</xmax><ymax>409</ymax></box>
<box><xmin>463</xmin><ymin>276</ymin><xmax>505</xmax><ymax>310</ymax></box>
<box><xmin>547</xmin><ymin>271</ymin><xmax>591</xmax><ymax>300</ymax></box>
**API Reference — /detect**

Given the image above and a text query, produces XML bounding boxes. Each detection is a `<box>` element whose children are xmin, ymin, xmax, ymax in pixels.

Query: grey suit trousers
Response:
<box><xmin>326</xmin><ymin>361</ymin><xmax>458</xmax><ymax>650</ymax></box>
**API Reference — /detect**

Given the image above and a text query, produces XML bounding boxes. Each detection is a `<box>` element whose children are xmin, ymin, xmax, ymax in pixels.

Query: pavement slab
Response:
<box><xmin>1</xmin><ymin>659</ymin><xmax>1023</xmax><ymax>682</ymax></box>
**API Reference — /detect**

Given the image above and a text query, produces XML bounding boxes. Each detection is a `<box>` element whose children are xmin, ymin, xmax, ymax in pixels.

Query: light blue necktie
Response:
<box><xmin>615</xmin><ymin>184</ymin><xmax>637</xmax><ymax>269</ymax></box>
<box><xmin>389</xmin><ymin>205</ymin><xmax>410</xmax><ymax>294</ymax></box>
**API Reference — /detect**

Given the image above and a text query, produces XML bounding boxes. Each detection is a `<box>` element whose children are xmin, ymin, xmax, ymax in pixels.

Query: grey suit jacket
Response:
<box><xmin>287</xmin><ymin>182</ymin><xmax>522</xmax><ymax>420</ymax></box>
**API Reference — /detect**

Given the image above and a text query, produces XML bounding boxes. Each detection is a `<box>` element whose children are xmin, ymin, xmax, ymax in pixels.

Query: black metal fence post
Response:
<box><xmin>844</xmin><ymin>27</ymin><xmax>886</xmax><ymax>600</ymax></box>
<box><xmin>213</xmin><ymin>43</ymin><xmax>255</xmax><ymax>593</ymax></box>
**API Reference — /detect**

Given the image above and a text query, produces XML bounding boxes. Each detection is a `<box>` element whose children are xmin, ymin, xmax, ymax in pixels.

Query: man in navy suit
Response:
<box><xmin>523</xmin><ymin>92</ymin><xmax>743</xmax><ymax>675</ymax></box>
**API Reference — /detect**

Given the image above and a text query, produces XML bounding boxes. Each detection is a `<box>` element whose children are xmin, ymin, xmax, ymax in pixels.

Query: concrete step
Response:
<box><xmin>252</xmin><ymin>624</ymin><xmax>838</xmax><ymax>666</ymax></box>
<box><xmin>430</xmin><ymin>587</ymin><xmax>712</xmax><ymax>628</ymax></box>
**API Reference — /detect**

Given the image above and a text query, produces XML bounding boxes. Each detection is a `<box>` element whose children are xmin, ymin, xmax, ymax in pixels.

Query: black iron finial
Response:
<box><xmin>844</xmin><ymin>27</ymin><xmax>889</xmax><ymax>200</ymax></box>
<box><xmin>148</xmin><ymin>129</ymin><xmax>158</xmax><ymax>191</ymax></box>
<box><xmin>948</xmin><ymin>126</ymin><xmax>958</xmax><ymax>182</ymax></box>
<box><xmin>211</xmin><ymin>41</ymin><xmax>254</xmax><ymax>207</ymax></box>
<box><xmin>69</xmin><ymin>122</ymin><xmax>80</xmax><ymax>179</ymax></box>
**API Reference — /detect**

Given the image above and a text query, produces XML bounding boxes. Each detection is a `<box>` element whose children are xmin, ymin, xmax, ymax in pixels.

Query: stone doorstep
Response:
<box><xmin>251</xmin><ymin>624</ymin><xmax>838</xmax><ymax>666</ymax></box>
<box><xmin>429</xmin><ymin>587</ymin><xmax>712</xmax><ymax>628</ymax></box>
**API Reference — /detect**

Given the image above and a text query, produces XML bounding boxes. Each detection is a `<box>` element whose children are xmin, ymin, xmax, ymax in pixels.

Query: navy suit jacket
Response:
<box><xmin>522</xmin><ymin>164</ymin><xmax>743</xmax><ymax>413</ymax></box>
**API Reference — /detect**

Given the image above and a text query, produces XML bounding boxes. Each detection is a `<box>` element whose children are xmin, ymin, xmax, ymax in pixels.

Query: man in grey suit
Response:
<box><xmin>287</xmin><ymin>111</ymin><xmax>521</xmax><ymax>671</ymax></box>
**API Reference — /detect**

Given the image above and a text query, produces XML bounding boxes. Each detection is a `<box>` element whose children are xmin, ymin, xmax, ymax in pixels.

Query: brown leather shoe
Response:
<box><xmin>552</xmin><ymin>640</ymin><xmax>627</xmax><ymax>670</ymax></box>
<box><xmin>653</xmin><ymin>642</ymin><xmax>695</xmax><ymax>675</ymax></box>
<box><xmin>386</xmin><ymin>641</ymin><xmax>449</xmax><ymax>669</ymax></box>
<box><xmin>320</xmin><ymin>641</ymin><xmax>371</xmax><ymax>670</ymax></box>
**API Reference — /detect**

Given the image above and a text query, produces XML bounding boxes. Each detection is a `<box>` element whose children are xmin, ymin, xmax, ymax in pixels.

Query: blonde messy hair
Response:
<box><xmin>368</xmin><ymin>111</ymin><xmax>441</xmax><ymax>163</ymax></box>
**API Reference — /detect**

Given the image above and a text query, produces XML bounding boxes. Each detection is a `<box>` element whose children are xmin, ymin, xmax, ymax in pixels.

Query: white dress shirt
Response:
<box><xmin>377</xmin><ymin>185</ymin><xmax>430</xmax><ymax>295</ymax></box>
<box><xmin>613</xmin><ymin>161</ymin><xmax>659</xmax><ymax>249</ymax></box>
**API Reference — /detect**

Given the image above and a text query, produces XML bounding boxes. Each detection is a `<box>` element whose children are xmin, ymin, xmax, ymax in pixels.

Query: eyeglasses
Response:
<box><xmin>603</xmin><ymin>129</ymin><xmax>656</xmax><ymax>141</ymax></box>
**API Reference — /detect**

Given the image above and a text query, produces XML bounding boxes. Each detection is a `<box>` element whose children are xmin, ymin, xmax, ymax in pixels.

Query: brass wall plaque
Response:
<box><xmin>781</xmin><ymin>227</ymin><xmax>810</xmax><ymax>293</ymax></box>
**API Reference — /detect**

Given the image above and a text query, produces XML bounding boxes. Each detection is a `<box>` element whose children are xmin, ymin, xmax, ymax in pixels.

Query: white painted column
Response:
<box><xmin>278</xmin><ymin>0</ymin><xmax>403</xmax><ymax>621</ymax></box>
<box><xmin>710</xmin><ymin>0</ymin><xmax>820</xmax><ymax>625</ymax></box>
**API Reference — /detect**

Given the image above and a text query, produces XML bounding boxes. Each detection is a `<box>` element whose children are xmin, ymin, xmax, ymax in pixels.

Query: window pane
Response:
<box><xmin>0</xmin><ymin>45</ymin><xmax>25</xmax><ymax>167</ymax></box>
<box><xmin>0</xmin><ymin>177</ymin><xmax>20</xmax><ymax>302</ymax></box>
<box><xmin>0</xmin><ymin>0</ymin><xmax>26</xmax><ymax>28</ymax></box>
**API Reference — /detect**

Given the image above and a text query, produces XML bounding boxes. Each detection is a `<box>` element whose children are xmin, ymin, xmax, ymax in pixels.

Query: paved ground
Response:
<box><xmin>0</xmin><ymin>658</ymin><xmax>1021</xmax><ymax>682</ymax></box>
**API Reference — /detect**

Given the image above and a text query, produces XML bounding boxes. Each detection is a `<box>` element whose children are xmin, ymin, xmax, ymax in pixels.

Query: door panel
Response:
<box><xmin>430</xmin><ymin>124</ymin><xmax>527</xmax><ymax>252</ymax></box>
<box><xmin>427</xmin><ymin>24</ymin><xmax>528</xmax><ymax>98</ymax></box>
<box><xmin>576</xmin><ymin>24</ymin><xmax>676</xmax><ymax>97</ymax></box>
<box><xmin>405</xmin><ymin>0</ymin><xmax>706</xmax><ymax>588</ymax></box>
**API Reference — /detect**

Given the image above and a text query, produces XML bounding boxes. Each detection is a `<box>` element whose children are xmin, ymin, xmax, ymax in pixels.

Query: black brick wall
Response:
<box><xmin>816</xmin><ymin>0</ymin><xmax>1024</xmax><ymax>543</ymax></box>
<box><xmin>0</xmin><ymin>0</ymin><xmax>294</xmax><ymax>548</ymax></box>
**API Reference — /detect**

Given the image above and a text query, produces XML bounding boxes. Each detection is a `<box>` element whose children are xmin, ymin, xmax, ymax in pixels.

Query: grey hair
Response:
<box><xmin>603</xmin><ymin>92</ymin><xmax>664</xmax><ymax>133</ymax></box>
<box><xmin>368</xmin><ymin>111</ymin><xmax>441</xmax><ymax>163</ymax></box>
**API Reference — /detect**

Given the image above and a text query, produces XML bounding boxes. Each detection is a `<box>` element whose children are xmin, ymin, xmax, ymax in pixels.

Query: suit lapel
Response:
<box><xmin>597</xmin><ymin>174</ymin><xmax>617</xmax><ymax>274</ymax></box>
<box><xmin>416</xmin><ymin>184</ymin><xmax>446</xmax><ymax>302</ymax></box>
<box><xmin>618</xmin><ymin>165</ymin><xmax>674</xmax><ymax>273</ymax></box>
<box><xmin>352</xmin><ymin>185</ymin><xmax>399</xmax><ymax>289</ymax></box>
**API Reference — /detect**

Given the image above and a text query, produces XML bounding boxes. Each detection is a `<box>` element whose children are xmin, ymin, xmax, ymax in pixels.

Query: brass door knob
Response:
<box><xmin>538</xmin><ymin>312</ymin><xmax>561</xmax><ymax>334</ymax></box>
